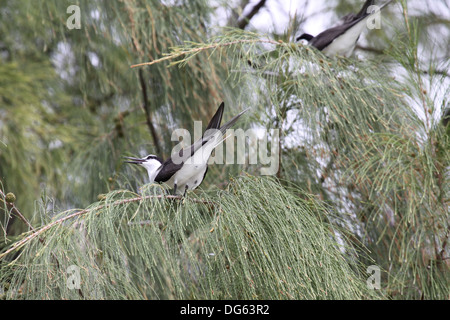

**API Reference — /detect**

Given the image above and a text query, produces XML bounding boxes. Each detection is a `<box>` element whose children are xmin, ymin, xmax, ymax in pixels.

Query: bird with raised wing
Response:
<box><xmin>125</xmin><ymin>102</ymin><xmax>248</xmax><ymax>196</ymax></box>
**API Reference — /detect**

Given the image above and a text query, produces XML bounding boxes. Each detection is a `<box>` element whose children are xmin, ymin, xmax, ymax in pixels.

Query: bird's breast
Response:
<box><xmin>165</xmin><ymin>163</ymin><xmax>207</xmax><ymax>188</ymax></box>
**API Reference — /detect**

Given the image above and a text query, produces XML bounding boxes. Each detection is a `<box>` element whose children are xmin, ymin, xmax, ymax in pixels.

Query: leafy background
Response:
<box><xmin>0</xmin><ymin>0</ymin><xmax>448</xmax><ymax>299</ymax></box>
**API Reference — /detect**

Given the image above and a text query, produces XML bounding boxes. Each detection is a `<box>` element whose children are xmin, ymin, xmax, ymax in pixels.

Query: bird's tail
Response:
<box><xmin>193</xmin><ymin>108</ymin><xmax>249</xmax><ymax>164</ymax></box>
<box><xmin>219</xmin><ymin>108</ymin><xmax>250</xmax><ymax>135</ymax></box>
<box><xmin>213</xmin><ymin>132</ymin><xmax>233</xmax><ymax>149</ymax></box>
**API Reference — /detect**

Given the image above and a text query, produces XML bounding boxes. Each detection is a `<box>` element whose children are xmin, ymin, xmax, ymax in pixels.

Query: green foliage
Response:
<box><xmin>0</xmin><ymin>58</ymin><xmax>72</xmax><ymax>230</ymax></box>
<box><xmin>0</xmin><ymin>176</ymin><xmax>378</xmax><ymax>299</ymax></box>
<box><xmin>0</xmin><ymin>0</ymin><xmax>448</xmax><ymax>300</ymax></box>
<box><xmin>0</xmin><ymin>0</ymin><xmax>239</xmax><ymax>226</ymax></box>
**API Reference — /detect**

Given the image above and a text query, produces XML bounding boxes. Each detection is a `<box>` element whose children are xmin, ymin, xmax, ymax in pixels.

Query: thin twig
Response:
<box><xmin>0</xmin><ymin>194</ymin><xmax>215</xmax><ymax>260</ymax></box>
<box><xmin>0</xmin><ymin>190</ymin><xmax>35</xmax><ymax>232</ymax></box>
<box><xmin>138</xmin><ymin>69</ymin><xmax>162</xmax><ymax>155</ymax></box>
<box><xmin>237</xmin><ymin>0</ymin><xmax>267</xmax><ymax>30</ymax></box>
<box><xmin>0</xmin><ymin>189</ymin><xmax>62</xmax><ymax>268</ymax></box>
<box><xmin>130</xmin><ymin>38</ymin><xmax>281</xmax><ymax>69</ymax></box>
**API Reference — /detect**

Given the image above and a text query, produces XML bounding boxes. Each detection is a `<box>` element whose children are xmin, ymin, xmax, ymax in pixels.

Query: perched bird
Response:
<box><xmin>125</xmin><ymin>102</ymin><xmax>248</xmax><ymax>196</ymax></box>
<box><xmin>296</xmin><ymin>0</ymin><xmax>392</xmax><ymax>58</ymax></box>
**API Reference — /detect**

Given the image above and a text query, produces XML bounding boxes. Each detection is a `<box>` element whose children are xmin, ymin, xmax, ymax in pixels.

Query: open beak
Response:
<box><xmin>124</xmin><ymin>156</ymin><xmax>145</xmax><ymax>165</ymax></box>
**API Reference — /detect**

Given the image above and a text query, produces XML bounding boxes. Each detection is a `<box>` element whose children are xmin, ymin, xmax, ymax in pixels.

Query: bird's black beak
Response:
<box><xmin>124</xmin><ymin>156</ymin><xmax>145</xmax><ymax>165</ymax></box>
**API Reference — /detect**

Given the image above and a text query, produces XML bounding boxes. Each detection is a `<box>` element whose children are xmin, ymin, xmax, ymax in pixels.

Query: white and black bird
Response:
<box><xmin>125</xmin><ymin>102</ymin><xmax>248</xmax><ymax>196</ymax></box>
<box><xmin>296</xmin><ymin>0</ymin><xmax>392</xmax><ymax>58</ymax></box>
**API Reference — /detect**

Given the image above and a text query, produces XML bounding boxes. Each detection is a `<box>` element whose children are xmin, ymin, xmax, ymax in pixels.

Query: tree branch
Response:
<box><xmin>237</xmin><ymin>0</ymin><xmax>267</xmax><ymax>30</ymax></box>
<box><xmin>0</xmin><ymin>189</ymin><xmax>62</xmax><ymax>268</ymax></box>
<box><xmin>420</xmin><ymin>68</ymin><xmax>449</xmax><ymax>78</ymax></box>
<box><xmin>130</xmin><ymin>38</ymin><xmax>281</xmax><ymax>69</ymax></box>
<box><xmin>138</xmin><ymin>69</ymin><xmax>162</xmax><ymax>155</ymax></box>
<box><xmin>0</xmin><ymin>190</ymin><xmax>35</xmax><ymax>232</ymax></box>
<box><xmin>0</xmin><ymin>193</ymin><xmax>215</xmax><ymax>260</ymax></box>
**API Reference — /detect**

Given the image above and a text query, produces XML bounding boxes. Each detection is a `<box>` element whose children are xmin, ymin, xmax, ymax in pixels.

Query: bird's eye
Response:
<box><xmin>146</xmin><ymin>155</ymin><xmax>155</xmax><ymax>160</ymax></box>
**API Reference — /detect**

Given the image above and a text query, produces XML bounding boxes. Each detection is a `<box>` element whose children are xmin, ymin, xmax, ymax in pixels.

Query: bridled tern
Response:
<box><xmin>125</xmin><ymin>102</ymin><xmax>248</xmax><ymax>196</ymax></box>
<box><xmin>296</xmin><ymin>0</ymin><xmax>392</xmax><ymax>58</ymax></box>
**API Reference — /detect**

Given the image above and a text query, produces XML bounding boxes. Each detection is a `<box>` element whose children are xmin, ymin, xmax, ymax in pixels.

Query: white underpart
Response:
<box><xmin>166</xmin><ymin>131</ymin><xmax>224</xmax><ymax>194</ymax></box>
<box><xmin>140</xmin><ymin>159</ymin><xmax>163</xmax><ymax>183</ymax></box>
<box><xmin>322</xmin><ymin>18</ymin><xmax>369</xmax><ymax>58</ymax></box>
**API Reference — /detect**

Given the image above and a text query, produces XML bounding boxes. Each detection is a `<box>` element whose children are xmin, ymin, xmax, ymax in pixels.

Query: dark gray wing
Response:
<box><xmin>175</xmin><ymin>101</ymin><xmax>230</xmax><ymax>162</ymax></box>
<box><xmin>203</xmin><ymin>102</ymin><xmax>249</xmax><ymax>137</ymax></box>
<box><xmin>340</xmin><ymin>0</ymin><xmax>375</xmax><ymax>24</ymax></box>
<box><xmin>204</xmin><ymin>102</ymin><xmax>224</xmax><ymax>134</ymax></box>
<box><xmin>309</xmin><ymin>14</ymin><xmax>369</xmax><ymax>50</ymax></box>
<box><xmin>179</xmin><ymin>102</ymin><xmax>228</xmax><ymax>161</ymax></box>
<box><xmin>154</xmin><ymin>158</ymin><xmax>182</xmax><ymax>183</ymax></box>
<box><xmin>155</xmin><ymin>137</ymin><xmax>211</xmax><ymax>183</ymax></box>
<box><xmin>310</xmin><ymin>0</ymin><xmax>392</xmax><ymax>51</ymax></box>
<box><xmin>156</xmin><ymin>106</ymin><xmax>249</xmax><ymax>182</ymax></box>
<box><xmin>156</xmin><ymin>102</ymin><xmax>226</xmax><ymax>182</ymax></box>
<box><xmin>354</xmin><ymin>0</ymin><xmax>376</xmax><ymax>19</ymax></box>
